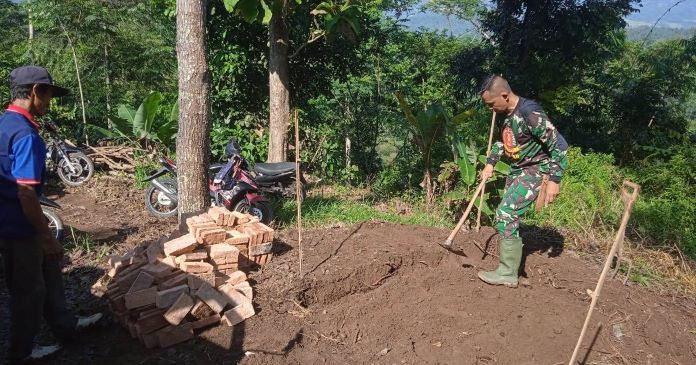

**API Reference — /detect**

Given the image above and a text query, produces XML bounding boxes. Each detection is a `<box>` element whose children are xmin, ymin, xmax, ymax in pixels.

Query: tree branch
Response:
<box><xmin>289</xmin><ymin>32</ymin><xmax>325</xmax><ymax>59</ymax></box>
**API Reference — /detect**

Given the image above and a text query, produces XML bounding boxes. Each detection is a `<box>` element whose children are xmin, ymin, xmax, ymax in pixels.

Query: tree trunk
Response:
<box><xmin>268</xmin><ymin>11</ymin><xmax>290</xmax><ymax>162</ymax></box>
<box><xmin>60</xmin><ymin>22</ymin><xmax>88</xmax><ymax>146</ymax></box>
<box><xmin>104</xmin><ymin>45</ymin><xmax>112</xmax><ymax>128</ymax></box>
<box><xmin>176</xmin><ymin>0</ymin><xmax>211</xmax><ymax>226</ymax></box>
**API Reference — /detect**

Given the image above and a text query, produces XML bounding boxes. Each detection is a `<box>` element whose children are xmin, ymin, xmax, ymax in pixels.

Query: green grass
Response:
<box><xmin>273</xmin><ymin>195</ymin><xmax>451</xmax><ymax>230</ymax></box>
<box><xmin>64</xmin><ymin>226</ymin><xmax>97</xmax><ymax>254</ymax></box>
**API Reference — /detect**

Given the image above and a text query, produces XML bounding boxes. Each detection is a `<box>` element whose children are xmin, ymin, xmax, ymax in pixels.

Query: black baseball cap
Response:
<box><xmin>9</xmin><ymin>66</ymin><xmax>70</xmax><ymax>97</ymax></box>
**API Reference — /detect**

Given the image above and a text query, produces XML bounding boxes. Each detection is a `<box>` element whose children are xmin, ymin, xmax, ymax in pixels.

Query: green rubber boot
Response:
<box><xmin>477</xmin><ymin>237</ymin><xmax>522</xmax><ymax>288</ymax></box>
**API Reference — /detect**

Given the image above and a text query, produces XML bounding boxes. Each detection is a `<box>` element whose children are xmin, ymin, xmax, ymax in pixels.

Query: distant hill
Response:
<box><xmin>399</xmin><ymin>0</ymin><xmax>696</xmax><ymax>38</ymax></box>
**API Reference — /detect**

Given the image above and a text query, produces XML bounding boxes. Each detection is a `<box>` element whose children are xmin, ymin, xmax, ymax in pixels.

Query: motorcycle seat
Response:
<box><xmin>254</xmin><ymin>162</ymin><xmax>295</xmax><ymax>176</ymax></box>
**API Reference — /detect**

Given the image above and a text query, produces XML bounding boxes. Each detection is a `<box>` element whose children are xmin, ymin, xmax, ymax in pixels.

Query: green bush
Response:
<box><xmin>627</xmin><ymin>143</ymin><xmax>696</xmax><ymax>256</ymax></box>
<box><xmin>526</xmin><ymin>147</ymin><xmax>622</xmax><ymax>232</ymax></box>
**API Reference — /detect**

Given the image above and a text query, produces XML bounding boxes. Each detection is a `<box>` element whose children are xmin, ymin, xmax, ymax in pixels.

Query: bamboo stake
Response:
<box><xmin>568</xmin><ymin>180</ymin><xmax>640</xmax><ymax>365</ymax></box>
<box><xmin>476</xmin><ymin>110</ymin><xmax>497</xmax><ymax>232</ymax></box>
<box><xmin>441</xmin><ymin>177</ymin><xmax>488</xmax><ymax>248</ymax></box>
<box><xmin>294</xmin><ymin>110</ymin><xmax>303</xmax><ymax>277</ymax></box>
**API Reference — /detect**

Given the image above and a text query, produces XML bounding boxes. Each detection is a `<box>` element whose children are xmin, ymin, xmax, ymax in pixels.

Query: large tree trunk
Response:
<box><xmin>176</xmin><ymin>0</ymin><xmax>211</xmax><ymax>226</ymax></box>
<box><xmin>268</xmin><ymin>12</ymin><xmax>290</xmax><ymax>162</ymax></box>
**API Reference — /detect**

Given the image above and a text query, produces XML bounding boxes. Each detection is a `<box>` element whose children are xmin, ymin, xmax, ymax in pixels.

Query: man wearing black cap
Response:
<box><xmin>0</xmin><ymin>66</ymin><xmax>101</xmax><ymax>363</ymax></box>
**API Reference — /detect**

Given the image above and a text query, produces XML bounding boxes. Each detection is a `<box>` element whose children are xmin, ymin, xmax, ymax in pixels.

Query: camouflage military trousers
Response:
<box><xmin>495</xmin><ymin>168</ymin><xmax>544</xmax><ymax>238</ymax></box>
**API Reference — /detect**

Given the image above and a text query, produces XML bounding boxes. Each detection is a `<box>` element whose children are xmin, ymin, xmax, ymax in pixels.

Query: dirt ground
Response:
<box><xmin>1</xmin><ymin>176</ymin><xmax>695</xmax><ymax>365</ymax></box>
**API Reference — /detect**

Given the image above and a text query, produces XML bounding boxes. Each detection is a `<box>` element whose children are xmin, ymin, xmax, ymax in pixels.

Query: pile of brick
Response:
<box><xmin>102</xmin><ymin>207</ymin><xmax>274</xmax><ymax>348</ymax></box>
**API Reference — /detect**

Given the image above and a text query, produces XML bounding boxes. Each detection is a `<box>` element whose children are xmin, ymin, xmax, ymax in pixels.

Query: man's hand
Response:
<box><xmin>41</xmin><ymin>233</ymin><xmax>63</xmax><ymax>261</ymax></box>
<box><xmin>480</xmin><ymin>163</ymin><xmax>494</xmax><ymax>181</ymax></box>
<box><xmin>544</xmin><ymin>180</ymin><xmax>560</xmax><ymax>206</ymax></box>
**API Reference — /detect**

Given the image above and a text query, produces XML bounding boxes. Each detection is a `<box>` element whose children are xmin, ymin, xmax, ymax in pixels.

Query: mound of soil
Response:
<box><xmin>1</xmin><ymin>177</ymin><xmax>695</xmax><ymax>364</ymax></box>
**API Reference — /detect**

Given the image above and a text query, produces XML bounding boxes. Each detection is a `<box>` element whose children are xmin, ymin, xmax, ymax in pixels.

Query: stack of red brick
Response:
<box><xmin>102</xmin><ymin>207</ymin><xmax>274</xmax><ymax>348</ymax></box>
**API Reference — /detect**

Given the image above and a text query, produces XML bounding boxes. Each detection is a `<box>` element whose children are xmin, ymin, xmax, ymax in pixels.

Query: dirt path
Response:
<box><xmin>1</xmin><ymin>177</ymin><xmax>695</xmax><ymax>364</ymax></box>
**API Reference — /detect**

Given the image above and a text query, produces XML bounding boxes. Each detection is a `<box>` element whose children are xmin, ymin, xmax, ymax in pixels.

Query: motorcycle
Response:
<box><xmin>253</xmin><ymin>161</ymin><xmax>307</xmax><ymax>202</ymax></box>
<box><xmin>225</xmin><ymin>138</ymin><xmax>307</xmax><ymax>202</ymax></box>
<box><xmin>44</xmin><ymin>121</ymin><xmax>94</xmax><ymax>187</ymax></box>
<box><xmin>40</xmin><ymin>196</ymin><xmax>64</xmax><ymax>241</ymax></box>
<box><xmin>142</xmin><ymin>156</ymin><xmax>274</xmax><ymax>224</ymax></box>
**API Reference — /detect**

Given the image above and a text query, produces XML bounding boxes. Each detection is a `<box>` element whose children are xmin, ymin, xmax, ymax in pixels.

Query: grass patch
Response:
<box><xmin>273</xmin><ymin>193</ymin><xmax>451</xmax><ymax>230</ymax></box>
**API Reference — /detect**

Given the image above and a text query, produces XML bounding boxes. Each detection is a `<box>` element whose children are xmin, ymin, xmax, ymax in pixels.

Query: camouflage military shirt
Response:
<box><xmin>486</xmin><ymin>97</ymin><xmax>568</xmax><ymax>182</ymax></box>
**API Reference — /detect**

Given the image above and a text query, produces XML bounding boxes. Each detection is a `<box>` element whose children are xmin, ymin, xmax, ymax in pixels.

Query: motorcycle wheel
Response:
<box><xmin>233</xmin><ymin>199</ymin><xmax>273</xmax><ymax>225</ymax></box>
<box><xmin>57</xmin><ymin>151</ymin><xmax>94</xmax><ymax>187</ymax></box>
<box><xmin>144</xmin><ymin>178</ymin><xmax>179</xmax><ymax>218</ymax></box>
<box><xmin>42</xmin><ymin>208</ymin><xmax>64</xmax><ymax>242</ymax></box>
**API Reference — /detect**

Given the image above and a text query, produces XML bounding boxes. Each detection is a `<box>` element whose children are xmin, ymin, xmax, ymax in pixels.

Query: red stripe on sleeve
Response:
<box><xmin>16</xmin><ymin>178</ymin><xmax>41</xmax><ymax>185</ymax></box>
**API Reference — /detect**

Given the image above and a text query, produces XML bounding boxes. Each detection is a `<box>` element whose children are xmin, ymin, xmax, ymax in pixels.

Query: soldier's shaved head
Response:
<box><xmin>479</xmin><ymin>75</ymin><xmax>518</xmax><ymax>114</ymax></box>
<box><xmin>479</xmin><ymin>75</ymin><xmax>511</xmax><ymax>97</ymax></box>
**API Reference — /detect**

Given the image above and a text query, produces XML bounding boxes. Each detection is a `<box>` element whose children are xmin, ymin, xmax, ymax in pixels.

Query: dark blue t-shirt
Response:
<box><xmin>0</xmin><ymin>106</ymin><xmax>46</xmax><ymax>238</ymax></box>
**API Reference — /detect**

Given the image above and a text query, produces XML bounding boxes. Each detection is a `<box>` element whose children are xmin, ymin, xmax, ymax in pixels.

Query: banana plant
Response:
<box><xmin>395</xmin><ymin>93</ymin><xmax>449</xmax><ymax>208</ymax></box>
<box><xmin>90</xmin><ymin>91</ymin><xmax>178</xmax><ymax>151</ymax></box>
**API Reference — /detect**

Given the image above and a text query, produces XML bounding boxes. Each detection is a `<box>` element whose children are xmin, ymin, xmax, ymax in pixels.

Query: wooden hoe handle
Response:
<box><xmin>442</xmin><ymin>178</ymin><xmax>488</xmax><ymax>248</ymax></box>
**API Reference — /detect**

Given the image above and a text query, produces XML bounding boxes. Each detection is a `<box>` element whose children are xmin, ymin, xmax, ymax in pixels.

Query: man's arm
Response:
<box><xmin>11</xmin><ymin>133</ymin><xmax>62</xmax><ymax>259</ymax></box>
<box><xmin>17</xmin><ymin>184</ymin><xmax>62</xmax><ymax>259</ymax></box>
<box><xmin>528</xmin><ymin>111</ymin><xmax>568</xmax><ymax>182</ymax></box>
<box><xmin>527</xmin><ymin>111</ymin><xmax>568</xmax><ymax>204</ymax></box>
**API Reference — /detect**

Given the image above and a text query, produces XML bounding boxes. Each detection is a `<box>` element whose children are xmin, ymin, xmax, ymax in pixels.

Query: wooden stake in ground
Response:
<box><xmin>568</xmin><ymin>180</ymin><xmax>640</xmax><ymax>365</ymax></box>
<box><xmin>294</xmin><ymin>110</ymin><xmax>303</xmax><ymax>277</ymax></box>
<box><xmin>475</xmin><ymin>111</ymin><xmax>497</xmax><ymax>232</ymax></box>
<box><xmin>441</xmin><ymin>178</ymin><xmax>488</xmax><ymax>248</ymax></box>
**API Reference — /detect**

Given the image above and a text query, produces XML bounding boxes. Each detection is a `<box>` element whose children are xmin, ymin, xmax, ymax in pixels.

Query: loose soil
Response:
<box><xmin>1</xmin><ymin>176</ymin><xmax>695</xmax><ymax>364</ymax></box>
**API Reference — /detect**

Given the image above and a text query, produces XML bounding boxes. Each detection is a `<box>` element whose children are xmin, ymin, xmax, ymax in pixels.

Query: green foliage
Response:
<box><xmin>209</xmin><ymin>116</ymin><xmax>269</xmax><ymax>163</ymax></box>
<box><xmin>627</xmin><ymin>142</ymin><xmax>696</xmax><ymax>256</ymax></box>
<box><xmin>91</xmin><ymin>92</ymin><xmax>178</xmax><ymax>151</ymax></box>
<box><xmin>527</xmin><ymin>147</ymin><xmax>622</xmax><ymax>232</ymax></box>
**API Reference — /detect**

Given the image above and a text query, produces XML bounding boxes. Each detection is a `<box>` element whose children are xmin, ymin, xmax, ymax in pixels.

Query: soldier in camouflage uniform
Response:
<box><xmin>477</xmin><ymin>75</ymin><xmax>568</xmax><ymax>288</ymax></box>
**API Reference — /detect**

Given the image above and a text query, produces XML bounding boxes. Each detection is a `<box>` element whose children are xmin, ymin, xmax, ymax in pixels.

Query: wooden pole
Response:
<box><xmin>441</xmin><ymin>177</ymin><xmax>488</xmax><ymax>248</ymax></box>
<box><xmin>568</xmin><ymin>180</ymin><xmax>640</xmax><ymax>365</ymax></box>
<box><xmin>294</xmin><ymin>110</ymin><xmax>303</xmax><ymax>277</ymax></box>
<box><xmin>476</xmin><ymin>111</ymin><xmax>497</xmax><ymax>232</ymax></box>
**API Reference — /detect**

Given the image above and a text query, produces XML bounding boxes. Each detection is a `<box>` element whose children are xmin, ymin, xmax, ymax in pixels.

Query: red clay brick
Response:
<box><xmin>221</xmin><ymin>299</ymin><xmax>255</xmax><ymax>326</ymax></box>
<box><xmin>180</xmin><ymin>261</ymin><xmax>213</xmax><ymax>274</ymax></box>
<box><xmin>198</xmin><ymin>228</ymin><xmax>227</xmax><ymax>245</ymax></box>
<box><xmin>163</xmin><ymin>234</ymin><xmax>198</xmax><ymax>256</ymax></box>
<box><xmin>224</xmin><ymin>230</ymin><xmax>250</xmax><ymax>245</ymax></box>
<box><xmin>125</xmin><ymin>286</ymin><xmax>157</xmax><ymax>309</ymax></box>
<box><xmin>218</xmin><ymin>283</ymin><xmax>248</xmax><ymax>307</ymax></box>
<box><xmin>230</xmin><ymin>211</ymin><xmax>248</xmax><ymax>224</ymax></box>
<box><xmin>141</xmin><ymin>331</ymin><xmax>160</xmax><ymax>349</ymax></box>
<box><xmin>141</xmin><ymin>262</ymin><xmax>174</xmax><ymax>280</ymax></box>
<box><xmin>164</xmin><ymin>292</ymin><xmax>194</xmax><ymax>325</ymax></box>
<box><xmin>234</xmin><ymin>281</ymin><xmax>253</xmax><ymax>300</ymax></box>
<box><xmin>190</xmin><ymin>300</ymin><xmax>215</xmax><ymax>320</ymax></box>
<box><xmin>226</xmin><ymin>271</ymin><xmax>247</xmax><ymax>286</ymax></box>
<box><xmin>187</xmin><ymin>271</ymin><xmax>215</xmax><ymax>290</ymax></box>
<box><xmin>195</xmin><ymin>283</ymin><xmax>229</xmax><ymax>313</ymax></box>
<box><xmin>175</xmin><ymin>249</ymin><xmax>208</xmax><ymax>263</ymax></box>
<box><xmin>159</xmin><ymin>272</ymin><xmax>187</xmax><ymax>290</ymax></box>
<box><xmin>134</xmin><ymin>310</ymin><xmax>168</xmax><ymax>335</ymax></box>
<box><xmin>156</xmin><ymin>284</ymin><xmax>189</xmax><ymax>309</ymax></box>
<box><xmin>145</xmin><ymin>241</ymin><xmax>164</xmax><ymax>264</ymax></box>
<box><xmin>191</xmin><ymin>314</ymin><xmax>221</xmax><ymax>330</ymax></box>
<box><xmin>248</xmin><ymin>242</ymin><xmax>273</xmax><ymax>256</ymax></box>
<box><xmin>128</xmin><ymin>272</ymin><xmax>155</xmax><ymax>293</ymax></box>
<box><xmin>157</xmin><ymin>323</ymin><xmax>194</xmax><ymax>348</ymax></box>
<box><xmin>212</xmin><ymin>263</ymin><xmax>238</xmax><ymax>271</ymax></box>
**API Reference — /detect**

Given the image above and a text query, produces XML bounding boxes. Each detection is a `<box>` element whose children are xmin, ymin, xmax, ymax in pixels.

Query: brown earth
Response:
<box><xmin>1</xmin><ymin>176</ymin><xmax>695</xmax><ymax>365</ymax></box>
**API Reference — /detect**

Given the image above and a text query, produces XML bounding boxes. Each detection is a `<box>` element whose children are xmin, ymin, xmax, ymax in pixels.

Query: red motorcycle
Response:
<box><xmin>143</xmin><ymin>156</ymin><xmax>273</xmax><ymax>224</ymax></box>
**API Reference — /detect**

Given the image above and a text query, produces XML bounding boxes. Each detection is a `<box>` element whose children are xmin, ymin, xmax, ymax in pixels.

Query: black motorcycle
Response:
<box><xmin>142</xmin><ymin>156</ymin><xmax>274</xmax><ymax>224</ymax></box>
<box><xmin>253</xmin><ymin>161</ymin><xmax>307</xmax><ymax>202</ymax></box>
<box><xmin>40</xmin><ymin>196</ymin><xmax>63</xmax><ymax>241</ymax></box>
<box><xmin>44</xmin><ymin>122</ymin><xmax>94</xmax><ymax>187</ymax></box>
<box><xmin>224</xmin><ymin>139</ymin><xmax>307</xmax><ymax>202</ymax></box>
